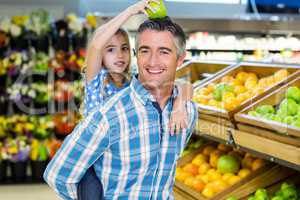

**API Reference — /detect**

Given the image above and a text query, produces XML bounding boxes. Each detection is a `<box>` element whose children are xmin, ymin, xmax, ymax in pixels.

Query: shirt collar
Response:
<box><xmin>130</xmin><ymin>75</ymin><xmax>179</xmax><ymax>106</ymax></box>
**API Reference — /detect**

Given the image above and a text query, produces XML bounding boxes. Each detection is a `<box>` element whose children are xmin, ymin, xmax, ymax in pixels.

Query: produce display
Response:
<box><xmin>247</xmin><ymin>86</ymin><xmax>300</xmax><ymax>129</ymax></box>
<box><xmin>193</xmin><ymin>69</ymin><xmax>289</xmax><ymax>111</ymax></box>
<box><xmin>226</xmin><ymin>182</ymin><xmax>300</xmax><ymax>200</ymax></box>
<box><xmin>175</xmin><ymin>143</ymin><xmax>267</xmax><ymax>198</ymax></box>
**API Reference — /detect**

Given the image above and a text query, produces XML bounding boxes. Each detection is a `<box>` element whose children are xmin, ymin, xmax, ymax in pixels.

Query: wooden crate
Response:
<box><xmin>195</xmin><ymin>62</ymin><xmax>300</xmax><ymax>127</ymax></box>
<box><xmin>174</xmin><ymin>144</ymin><xmax>293</xmax><ymax>200</ymax></box>
<box><xmin>176</xmin><ymin>60</ymin><xmax>236</xmax><ymax>87</ymax></box>
<box><xmin>242</xmin><ymin>172</ymin><xmax>300</xmax><ymax>200</ymax></box>
<box><xmin>235</xmin><ymin>76</ymin><xmax>300</xmax><ymax>147</ymax></box>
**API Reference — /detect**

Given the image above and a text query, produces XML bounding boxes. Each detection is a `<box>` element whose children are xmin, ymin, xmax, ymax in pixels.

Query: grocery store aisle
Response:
<box><xmin>0</xmin><ymin>184</ymin><xmax>60</xmax><ymax>200</ymax></box>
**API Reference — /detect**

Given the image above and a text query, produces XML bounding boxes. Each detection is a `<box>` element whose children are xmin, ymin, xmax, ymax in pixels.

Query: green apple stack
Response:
<box><xmin>248</xmin><ymin>86</ymin><xmax>300</xmax><ymax>129</ymax></box>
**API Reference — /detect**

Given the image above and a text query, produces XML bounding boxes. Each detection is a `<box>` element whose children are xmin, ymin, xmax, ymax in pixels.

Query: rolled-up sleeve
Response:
<box><xmin>43</xmin><ymin>110</ymin><xmax>110</xmax><ymax>200</ymax></box>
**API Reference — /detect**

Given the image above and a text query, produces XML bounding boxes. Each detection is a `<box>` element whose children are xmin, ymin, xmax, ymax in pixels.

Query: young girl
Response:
<box><xmin>78</xmin><ymin>0</ymin><xmax>193</xmax><ymax>199</ymax></box>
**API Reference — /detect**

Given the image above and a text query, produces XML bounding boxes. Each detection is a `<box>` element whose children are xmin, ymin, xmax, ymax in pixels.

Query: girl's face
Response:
<box><xmin>102</xmin><ymin>33</ymin><xmax>131</xmax><ymax>74</ymax></box>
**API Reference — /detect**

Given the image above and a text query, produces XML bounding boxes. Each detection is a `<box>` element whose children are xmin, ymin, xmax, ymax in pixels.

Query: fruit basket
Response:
<box><xmin>175</xmin><ymin>60</ymin><xmax>236</xmax><ymax>87</ymax></box>
<box><xmin>235</xmin><ymin>76</ymin><xmax>300</xmax><ymax>147</ymax></box>
<box><xmin>193</xmin><ymin>62</ymin><xmax>300</xmax><ymax>127</ymax></box>
<box><xmin>174</xmin><ymin>142</ymin><xmax>294</xmax><ymax>200</ymax></box>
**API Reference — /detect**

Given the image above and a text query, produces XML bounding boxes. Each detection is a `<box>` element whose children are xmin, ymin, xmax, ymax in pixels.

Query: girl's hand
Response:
<box><xmin>169</xmin><ymin>102</ymin><xmax>188</xmax><ymax>136</ymax></box>
<box><xmin>127</xmin><ymin>0</ymin><xmax>160</xmax><ymax>16</ymax></box>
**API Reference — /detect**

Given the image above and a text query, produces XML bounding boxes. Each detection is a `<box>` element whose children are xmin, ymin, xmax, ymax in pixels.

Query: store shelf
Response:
<box><xmin>194</xmin><ymin>119</ymin><xmax>300</xmax><ymax>171</ymax></box>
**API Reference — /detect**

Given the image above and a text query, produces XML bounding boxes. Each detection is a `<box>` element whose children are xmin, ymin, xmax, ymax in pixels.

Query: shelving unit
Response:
<box><xmin>194</xmin><ymin>119</ymin><xmax>300</xmax><ymax>171</ymax></box>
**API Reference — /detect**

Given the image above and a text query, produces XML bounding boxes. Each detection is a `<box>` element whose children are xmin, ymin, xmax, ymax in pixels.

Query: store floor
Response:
<box><xmin>0</xmin><ymin>184</ymin><xmax>60</xmax><ymax>200</ymax></box>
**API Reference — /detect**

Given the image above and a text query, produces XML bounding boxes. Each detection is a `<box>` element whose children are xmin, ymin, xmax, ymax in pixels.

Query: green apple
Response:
<box><xmin>283</xmin><ymin>116</ymin><xmax>294</xmax><ymax>125</ymax></box>
<box><xmin>286</xmin><ymin>86</ymin><xmax>300</xmax><ymax>103</ymax></box>
<box><xmin>279</xmin><ymin>98</ymin><xmax>298</xmax><ymax>116</ymax></box>
<box><xmin>146</xmin><ymin>0</ymin><xmax>167</xmax><ymax>19</ymax></box>
<box><xmin>248</xmin><ymin>111</ymin><xmax>259</xmax><ymax>117</ymax></box>
<box><xmin>255</xmin><ymin>188</ymin><xmax>269</xmax><ymax>200</ymax></box>
<box><xmin>213</xmin><ymin>83</ymin><xmax>233</xmax><ymax>101</ymax></box>
<box><xmin>256</xmin><ymin>105</ymin><xmax>275</xmax><ymax>115</ymax></box>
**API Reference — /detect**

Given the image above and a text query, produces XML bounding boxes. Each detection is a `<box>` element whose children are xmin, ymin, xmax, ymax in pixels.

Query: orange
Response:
<box><xmin>238</xmin><ymin>168</ymin><xmax>251</xmax><ymax>178</ymax></box>
<box><xmin>230</xmin><ymin>79</ymin><xmax>243</xmax><ymax>87</ymax></box>
<box><xmin>192</xmin><ymin>154</ymin><xmax>208</xmax><ymax>167</ymax></box>
<box><xmin>227</xmin><ymin>175</ymin><xmax>241</xmax><ymax>185</ymax></box>
<box><xmin>221</xmin><ymin>76</ymin><xmax>234</xmax><ymax>83</ymax></box>
<box><xmin>207</xmin><ymin>168</ymin><xmax>217</xmax><ymax>176</ymax></box>
<box><xmin>242</xmin><ymin>156</ymin><xmax>254</xmax><ymax>169</ymax></box>
<box><xmin>203</xmin><ymin>145</ymin><xmax>216</xmax><ymax>156</ymax></box>
<box><xmin>197</xmin><ymin>87</ymin><xmax>211</xmax><ymax>96</ymax></box>
<box><xmin>195</xmin><ymin>94</ymin><xmax>210</xmax><ymax>105</ymax></box>
<box><xmin>207</xmin><ymin>83</ymin><xmax>216</xmax><ymax>93</ymax></box>
<box><xmin>245</xmin><ymin>152</ymin><xmax>255</xmax><ymax>158</ymax></box>
<box><xmin>202</xmin><ymin>185</ymin><xmax>215</xmax><ymax>198</ymax></box>
<box><xmin>200</xmin><ymin>174</ymin><xmax>210</xmax><ymax>184</ymax></box>
<box><xmin>198</xmin><ymin>163</ymin><xmax>211</xmax><ymax>175</ymax></box>
<box><xmin>209</xmin><ymin>170</ymin><xmax>222</xmax><ymax>181</ymax></box>
<box><xmin>183</xmin><ymin>163</ymin><xmax>199</xmax><ymax>176</ymax></box>
<box><xmin>208</xmin><ymin>99</ymin><xmax>221</xmax><ymax>108</ymax></box>
<box><xmin>192</xmin><ymin>178</ymin><xmax>206</xmax><ymax>192</ymax></box>
<box><xmin>258</xmin><ymin>78</ymin><xmax>268</xmax><ymax>87</ymax></box>
<box><xmin>217</xmin><ymin>143</ymin><xmax>232</xmax><ymax>152</ymax></box>
<box><xmin>211</xmin><ymin>179</ymin><xmax>229</xmax><ymax>193</ymax></box>
<box><xmin>184</xmin><ymin>176</ymin><xmax>196</xmax><ymax>187</ymax></box>
<box><xmin>274</xmin><ymin>69</ymin><xmax>289</xmax><ymax>82</ymax></box>
<box><xmin>246</xmin><ymin>72</ymin><xmax>258</xmax><ymax>82</ymax></box>
<box><xmin>223</xmin><ymin>97</ymin><xmax>239</xmax><ymax>111</ymax></box>
<box><xmin>176</xmin><ymin>171</ymin><xmax>193</xmax><ymax>182</ymax></box>
<box><xmin>236</xmin><ymin>71</ymin><xmax>249</xmax><ymax>83</ymax></box>
<box><xmin>209</xmin><ymin>153</ymin><xmax>222</xmax><ymax>168</ymax></box>
<box><xmin>252</xmin><ymin>158</ymin><xmax>266</xmax><ymax>171</ymax></box>
<box><xmin>266</xmin><ymin>76</ymin><xmax>275</xmax><ymax>87</ymax></box>
<box><xmin>245</xmin><ymin>79</ymin><xmax>257</xmax><ymax>90</ymax></box>
<box><xmin>252</xmin><ymin>86</ymin><xmax>265</xmax><ymax>96</ymax></box>
<box><xmin>222</xmin><ymin>173</ymin><xmax>235</xmax><ymax>182</ymax></box>
<box><xmin>234</xmin><ymin>85</ymin><xmax>247</xmax><ymax>95</ymax></box>
<box><xmin>222</xmin><ymin>92</ymin><xmax>236</xmax><ymax>101</ymax></box>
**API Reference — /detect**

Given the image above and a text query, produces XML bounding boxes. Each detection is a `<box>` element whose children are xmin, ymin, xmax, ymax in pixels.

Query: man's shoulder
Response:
<box><xmin>98</xmin><ymin>86</ymin><xmax>134</xmax><ymax>114</ymax></box>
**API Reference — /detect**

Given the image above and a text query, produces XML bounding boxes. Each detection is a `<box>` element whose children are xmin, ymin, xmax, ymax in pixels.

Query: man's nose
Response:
<box><xmin>149</xmin><ymin>53</ymin><xmax>159</xmax><ymax>67</ymax></box>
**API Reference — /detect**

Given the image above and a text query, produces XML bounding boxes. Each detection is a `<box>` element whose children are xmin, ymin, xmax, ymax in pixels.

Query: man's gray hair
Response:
<box><xmin>135</xmin><ymin>17</ymin><xmax>186</xmax><ymax>58</ymax></box>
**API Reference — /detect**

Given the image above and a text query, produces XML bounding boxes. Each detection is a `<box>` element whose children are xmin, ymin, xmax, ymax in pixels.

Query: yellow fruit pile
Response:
<box><xmin>193</xmin><ymin>69</ymin><xmax>289</xmax><ymax>111</ymax></box>
<box><xmin>175</xmin><ymin>144</ymin><xmax>266</xmax><ymax>198</ymax></box>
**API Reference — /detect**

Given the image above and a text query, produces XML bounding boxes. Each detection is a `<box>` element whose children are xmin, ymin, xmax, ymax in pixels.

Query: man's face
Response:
<box><xmin>137</xmin><ymin>30</ymin><xmax>185</xmax><ymax>90</ymax></box>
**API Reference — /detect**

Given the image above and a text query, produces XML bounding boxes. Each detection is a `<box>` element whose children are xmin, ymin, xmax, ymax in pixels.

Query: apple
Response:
<box><xmin>279</xmin><ymin>99</ymin><xmax>298</xmax><ymax>116</ymax></box>
<box><xmin>146</xmin><ymin>0</ymin><xmax>167</xmax><ymax>19</ymax></box>
<box><xmin>256</xmin><ymin>105</ymin><xmax>275</xmax><ymax>115</ymax></box>
<box><xmin>286</xmin><ymin>86</ymin><xmax>300</xmax><ymax>103</ymax></box>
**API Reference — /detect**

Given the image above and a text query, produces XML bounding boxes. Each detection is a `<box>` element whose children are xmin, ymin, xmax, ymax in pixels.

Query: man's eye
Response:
<box><xmin>139</xmin><ymin>49</ymin><xmax>148</xmax><ymax>54</ymax></box>
<box><xmin>161</xmin><ymin>50</ymin><xmax>169</xmax><ymax>55</ymax></box>
<box><xmin>122</xmin><ymin>47</ymin><xmax>129</xmax><ymax>51</ymax></box>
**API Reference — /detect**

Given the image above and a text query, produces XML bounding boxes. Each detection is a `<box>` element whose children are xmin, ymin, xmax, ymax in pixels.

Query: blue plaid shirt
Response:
<box><xmin>83</xmin><ymin>68</ymin><xmax>129</xmax><ymax>116</ymax></box>
<box><xmin>44</xmin><ymin>76</ymin><xmax>198</xmax><ymax>200</ymax></box>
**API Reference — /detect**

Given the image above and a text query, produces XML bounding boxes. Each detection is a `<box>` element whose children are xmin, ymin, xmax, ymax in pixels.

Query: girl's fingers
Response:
<box><xmin>145</xmin><ymin>4</ymin><xmax>156</xmax><ymax>13</ymax></box>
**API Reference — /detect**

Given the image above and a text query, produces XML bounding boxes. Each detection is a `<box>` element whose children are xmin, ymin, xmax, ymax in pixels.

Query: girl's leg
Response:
<box><xmin>77</xmin><ymin>167</ymin><xmax>104</xmax><ymax>200</ymax></box>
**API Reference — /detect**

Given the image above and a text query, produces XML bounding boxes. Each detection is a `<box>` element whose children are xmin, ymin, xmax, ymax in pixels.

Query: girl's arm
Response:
<box><xmin>169</xmin><ymin>81</ymin><xmax>194</xmax><ymax>135</ymax></box>
<box><xmin>85</xmin><ymin>0</ymin><xmax>159</xmax><ymax>83</ymax></box>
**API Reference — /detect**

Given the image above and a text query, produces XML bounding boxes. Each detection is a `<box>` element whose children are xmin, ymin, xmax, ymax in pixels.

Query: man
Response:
<box><xmin>44</xmin><ymin>16</ymin><xmax>197</xmax><ymax>200</ymax></box>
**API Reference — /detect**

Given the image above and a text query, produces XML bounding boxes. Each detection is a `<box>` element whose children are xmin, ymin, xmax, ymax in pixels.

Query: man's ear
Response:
<box><xmin>176</xmin><ymin>51</ymin><xmax>186</xmax><ymax>69</ymax></box>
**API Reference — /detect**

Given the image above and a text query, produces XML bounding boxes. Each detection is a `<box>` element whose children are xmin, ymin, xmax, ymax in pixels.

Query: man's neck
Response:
<box><xmin>147</xmin><ymin>86</ymin><xmax>174</xmax><ymax>109</ymax></box>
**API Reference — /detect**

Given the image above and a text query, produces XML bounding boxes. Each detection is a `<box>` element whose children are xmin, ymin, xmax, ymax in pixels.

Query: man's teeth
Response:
<box><xmin>147</xmin><ymin>69</ymin><xmax>163</xmax><ymax>74</ymax></box>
